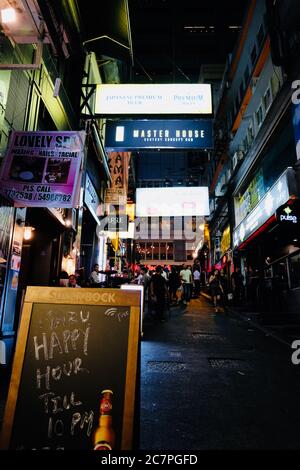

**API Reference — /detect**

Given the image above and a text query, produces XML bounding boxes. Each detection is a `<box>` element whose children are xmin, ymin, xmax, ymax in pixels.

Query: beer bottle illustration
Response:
<box><xmin>93</xmin><ymin>389</ymin><xmax>116</xmax><ymax>450</ymax></box>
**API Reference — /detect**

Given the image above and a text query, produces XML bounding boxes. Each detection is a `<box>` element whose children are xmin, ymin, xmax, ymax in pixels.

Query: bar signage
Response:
<box><xmin>105</xmin><ymin>119</ymin><xmax>213</xmax><ymax>150</ymax></box>
<box><xmin>96</xmin><ymin>84</ymin><xmax>212</xmax><ymax>115</ymax></box>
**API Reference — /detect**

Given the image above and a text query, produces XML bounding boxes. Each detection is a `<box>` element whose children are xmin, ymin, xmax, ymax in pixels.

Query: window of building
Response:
<box><xmin>167</xmin><ymin>242</ymin><xmax>174</xmax><ymax>260</ymax></box>
<box><xmin>243</xmin><ymin>135</ymin><xmax>249</xmax><ymax>152</ymax></box>
<box><xmin>255</xmin><ymin>104</ymin><xmax>264</xmax><ymax>128</ymax></box>
<box><xmin>244</xmin><ymin>65</ymin><xmax>250</xmax><ymax>88</ymax></box>
<box><xmin>248</xmin><ymin>122</ymin><xmax>254</xmax><ymax>144</ymax></box>
<box><xmin>153</xmin><ymin>242</ymin><xmax>159</xmax><ymax>260</ymax></box>
<box><xmin>271</xmin><ymin>71</ymin><xmax>281</xmax><ymax>97</ymax></box>
<box><xmin>160</xmin><ymin>242</ymin><xmax>167</xmax><ymax>260</ymax></box>
<box><xmin>235</xmin><ymin>95</ymin><xmax>240</xmax><ymax>113</ymax></box>
<box><xmin>239</xmin><ymin>81</ymin><xmax>244</xmax><ymax>102</ymax></box>
<box><xmin>263</xmin><ymin>87</ymin><xmax>272</xmax><ymax>113</ymax></box>
<box><xmin>251</xmin><ymin>44</ymin><xmax>257</xmax><ymax>66</ymax></box>
<box><xmin>256</xmin><ymin>24</ymin><xmax>265</xmax><ymax>48</ymax></box>
<box><xmin>146</xmin><ymin>243</ymin><xmax>152</xmax><ymax>260</ymax></box>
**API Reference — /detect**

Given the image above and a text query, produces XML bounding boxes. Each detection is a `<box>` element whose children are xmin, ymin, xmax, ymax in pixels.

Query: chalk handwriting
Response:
<box><xmin>36</xmin><ymin>357</ymin><xmax>90</xmax><ymax>390</ymax></box>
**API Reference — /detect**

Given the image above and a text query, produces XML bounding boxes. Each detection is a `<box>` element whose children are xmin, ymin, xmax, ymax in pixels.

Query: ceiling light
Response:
<box><xmin>1</xmin><ymin>8</ymin><xmax>17</xmax><ymax>24</ymax></box>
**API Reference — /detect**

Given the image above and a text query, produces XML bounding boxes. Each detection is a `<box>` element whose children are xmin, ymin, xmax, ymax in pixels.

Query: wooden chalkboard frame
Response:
<box><xmin>0</xmin><ymin>287</ymin><xmax>140</xmax><ymax>450</ymax></box>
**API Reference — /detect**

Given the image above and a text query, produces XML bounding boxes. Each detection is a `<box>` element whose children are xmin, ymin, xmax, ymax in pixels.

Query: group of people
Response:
<box><xmin>56</xmin><ymin>262</ymin><xmax>204</xmax><ymax>322</ymax></box>
<box><xmin>208</xmin><ymin>266</ymin><xmax>245</xmax><ymax>313</ymax></box>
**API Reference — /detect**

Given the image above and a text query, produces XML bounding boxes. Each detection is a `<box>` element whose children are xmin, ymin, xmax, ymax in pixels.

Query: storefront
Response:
<box><xmin>80</xmin><ymin>172</ymin><xmax>107</xmax><ymax>281</ymax></box>
<box><xmin>232</xmin><ymin>168</ymin><xmax>300</xmax><ymax>313</ymax></box>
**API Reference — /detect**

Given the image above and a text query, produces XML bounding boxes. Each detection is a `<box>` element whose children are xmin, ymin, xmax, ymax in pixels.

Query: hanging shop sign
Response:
<box><xmin>0</xmin><ymin>287</ymin><xmax>140</xmax><ymax>450</ymax></box>
<box><xmin>233</xmin><ymin>168</ymin><xmax>298</xmax><ymax>248</ymax></box>
<box><xmin>95</xmin><ymin>83</ymin><xmax>212</xmax><ymax>115</ymax></box>
<box><xmin>104</xmin><ymin>119</ymin><xmax>213</xmax><ymax>150</ymax></box>
<box><xmin>0</xmin><ymin>131</ymin><xmax>85</xmax><ymax>208</ymax></box>
<box><xmin>84</xmin><ymin>174</ymin><xmax>101</xmax><ymax>225</ymax></box>
<box><xmin>102</xmin><ymin>214</ymin><xmax>129</xmax><ymax>232</ymax></box>
<box><xmin>105</xmin><ymin>152</ymin><xmax>131</xmax><ymax>206</ymax></box>
<box><xmin>221</xmin><ymin>225</ymin><xmax>231</xmax><ymax>255</ymax></box>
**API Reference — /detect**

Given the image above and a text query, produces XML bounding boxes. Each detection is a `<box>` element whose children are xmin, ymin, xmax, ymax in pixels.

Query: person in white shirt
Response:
<box><xmin>89</xmin><ymin>263</ymin><xmax>105</xmax><ymax>287</ymax></box>
<box><xmin>193</xmin><ymin>268</ymin><xmax>201</xmax><ymax>298</ymax></box>
<box><xmin>180</xmin><ymin>265</ymin><xmax>192</xmax><ymax>304</ymax></box>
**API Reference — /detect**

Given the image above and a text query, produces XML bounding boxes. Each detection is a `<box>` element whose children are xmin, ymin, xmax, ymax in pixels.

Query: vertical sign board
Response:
<box><xmin>0</xmin><ymin>287</ymin><xmax>140</xmax><ymax>450</ymax></box>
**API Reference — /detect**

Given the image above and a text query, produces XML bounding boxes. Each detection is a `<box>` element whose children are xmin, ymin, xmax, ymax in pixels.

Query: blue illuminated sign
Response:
<box><xmin>104</xmin><ymin>120</ymin><xmax>213</xmax><ymax>150</ymax></box>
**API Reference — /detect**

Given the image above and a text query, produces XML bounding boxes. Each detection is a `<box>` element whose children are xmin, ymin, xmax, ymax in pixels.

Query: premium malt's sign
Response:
<box><xmin>105</xmin><ymin>119</ymin><xmax>213</xmax><ymax>150</ymax></box>
<box><xmin>0</xmin><ymin>287</ymin><xmax>140</xmax><ymax>450</ymax></box>
<box><xmin>96</xmin><ymin>83</ymin><xmax>212</xmax><ymax>115</ymax></box>
<box><xmin>0</xmin><ymin>131</ymin><xmax>85</xmax><ymax>208</ymax></box>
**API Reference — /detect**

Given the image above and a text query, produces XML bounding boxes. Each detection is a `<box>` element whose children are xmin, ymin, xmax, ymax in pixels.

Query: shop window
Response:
<box><xmin>160</xmin><ymin>242</ymin><xmax>167</xmax><ymax>260</ymax></box>
<box><xmin>289</xmin><ymin>252</ymin><xmax>300</xmax><ymax>289</ymax></box>
<box><xmin>153</xmin><ymin>242</ymin><xmax>159</xmax><ymax>260</ymax></box>
<box><xmin>167</xmin><ymin>242</ymin><xmax>174</xmax><ymax>260</ymax></box>
<box><xmin>146</xmin><ymin>243</ymin><xmax>152</xmax><ymax>260</ymax></box>
<box><xmin>138</xmin><ymin>242</ymin><xmax>146</xmax><ymax>260</ymax></box>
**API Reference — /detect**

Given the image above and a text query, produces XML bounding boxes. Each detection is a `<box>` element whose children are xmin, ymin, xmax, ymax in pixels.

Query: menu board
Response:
<box><xmin>0</xmin><ymin>287</ymin><xmax>140</xmax><ymax>450</ymax></box>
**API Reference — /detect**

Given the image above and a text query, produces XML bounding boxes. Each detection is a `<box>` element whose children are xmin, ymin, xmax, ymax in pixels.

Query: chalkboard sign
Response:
<box><xmin>0</xmin><ymin>287</ymin><xmax>140</xmax><ymax>450</ymax></box>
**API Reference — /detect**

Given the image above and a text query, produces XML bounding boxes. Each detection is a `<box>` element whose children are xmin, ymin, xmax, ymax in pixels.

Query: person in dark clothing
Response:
<box><xmin>149</xmin><ymin>265</ymin><xmax>169</xmax><ymax>322</ymax></box>
<box><xmin>231</xmin><ymin>267</ymin><xmax>244</xmax><ymax>302</ymax></box>
<box><xmin>168</xmin><ymin>266</ymin><xmax>181</xmax><ymax>303</ymax></box>
<box><xmin>209</xmin><ymin>269</ymin><xmax>224</xmax><ymax>312</ymax></box>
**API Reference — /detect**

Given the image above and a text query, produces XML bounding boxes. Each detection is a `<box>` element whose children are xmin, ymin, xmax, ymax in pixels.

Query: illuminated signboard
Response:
<box><xmin>0</xmin><ymin>131</ymin><xmax>85</xmax><ymax>208</ymax></box>
<box><xmin>95</xmin><ymin>84</ymin><xmax>212</xmax><ymax>115</ymax></box>
<box><xmin>104</xmin><ymin>120</ymin><xmax>213</xmax><ymax>150</ymax></box>
<box><xmin>84</xmin><ymin>173</ymin><xmax>101</xmax><ymax>225</ymax></box>
<box><xmin>136</xmin><ymin>187</ymin><xmax>210</xmax><ymax>217</ymax></box>
<box><xmin>102</xmin><ymin>214</ymin><xmax>129</xmax><ymax>232</ymax></box>
<box><xmin>233</xmin><ymin>168</ymin><xmax>297</xmax><ymax>247</ymax></box>
<box><xmin>276</xmin><ymin>202</ymin><xmax>300</xmax><ymax>225</ymax></box>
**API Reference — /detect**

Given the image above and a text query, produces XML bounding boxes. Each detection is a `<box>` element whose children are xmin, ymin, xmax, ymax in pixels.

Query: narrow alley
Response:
<box><xmin>141</xmin><ymin>297</ymin><xmax>300</xmax><ymax>450</ymax></box>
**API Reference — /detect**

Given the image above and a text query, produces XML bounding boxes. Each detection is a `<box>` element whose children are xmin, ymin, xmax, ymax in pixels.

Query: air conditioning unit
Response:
<box><xmin>250</xmin><ymin>77</ymin><xmax>259</xmax><ymax>93</ymax></box>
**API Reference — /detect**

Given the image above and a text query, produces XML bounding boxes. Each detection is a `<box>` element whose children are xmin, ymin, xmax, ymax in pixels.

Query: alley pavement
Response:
<box><xmin>141</xmin><ymin>297</ymin><xmax>300</xmax><ymax>450</ymax></box>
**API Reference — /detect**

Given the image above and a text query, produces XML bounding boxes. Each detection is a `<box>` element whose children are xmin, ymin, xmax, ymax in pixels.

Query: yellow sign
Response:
<box><xmin>221</xmin><ymin>225</ymin><xmax>231</xmax><ymax>254</ymax></box>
